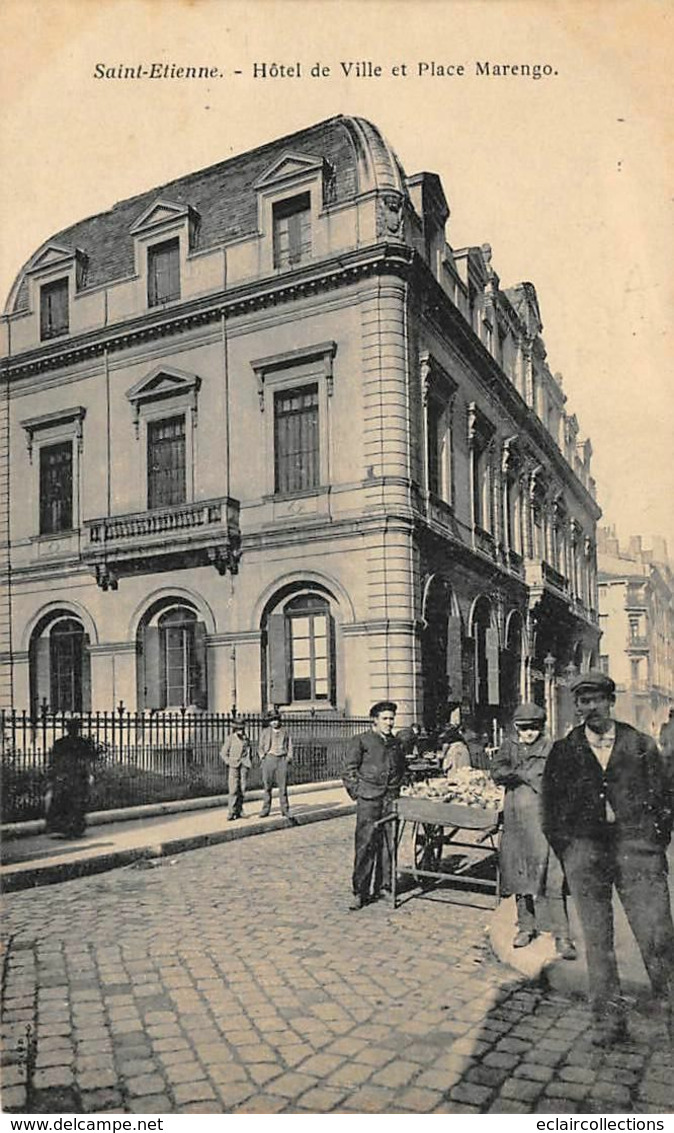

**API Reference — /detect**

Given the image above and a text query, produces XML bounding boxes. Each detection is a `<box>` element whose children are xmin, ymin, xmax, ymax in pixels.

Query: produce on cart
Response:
<box><xmin>389</xmin><ymin>768</ymin><xmax>504</xmax><ymax>906</ymax></box>
<box><xmin>403</xmin><ymin>766</ymin><xmax>504</xmax><ymax>809</ymax></box>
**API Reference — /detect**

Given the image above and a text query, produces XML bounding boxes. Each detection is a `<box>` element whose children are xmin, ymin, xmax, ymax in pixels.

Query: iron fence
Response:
<box><xmin>0</xmin><ymin>709</ymin><xmax>370</xmax><ymax>824</ymax></box>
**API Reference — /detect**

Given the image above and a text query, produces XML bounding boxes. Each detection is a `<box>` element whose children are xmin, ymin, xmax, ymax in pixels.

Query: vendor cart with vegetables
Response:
<box><xmin>387</xmin><ymin>768</ymin><xmax>504</xmax><ymax>908</ymax></box>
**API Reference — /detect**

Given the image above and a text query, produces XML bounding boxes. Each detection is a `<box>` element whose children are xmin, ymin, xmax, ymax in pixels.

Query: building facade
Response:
<box><xmin>598</xmin><ymin>528</ymin><xmax>674</xmax><ymax>735</ymax></box>
<box><xmin>0</xmin><ymin>116</ymin><xmax>600</xmax><ymax>734</ymax></box>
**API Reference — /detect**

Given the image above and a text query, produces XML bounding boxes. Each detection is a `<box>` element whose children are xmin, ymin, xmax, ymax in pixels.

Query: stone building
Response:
<box><xmin>598</xmin><ymin>528</ymin><xmax>674</xmax><ymax>735</ymax></box>
<box><xmin>0</xmin><ymin>115</ymin><xmax>600</xmax><ymax>734</ymax></box>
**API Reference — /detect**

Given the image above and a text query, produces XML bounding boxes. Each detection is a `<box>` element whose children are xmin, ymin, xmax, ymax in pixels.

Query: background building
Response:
<box><xmin>0</xmin><ymin>116</ymin><xmax>600</xmax><ymax>734</ymax></box>
<box><xmin>598</xmin><ymin>528</ymin><xmax>674</xmax><ymax>735</ymax></box>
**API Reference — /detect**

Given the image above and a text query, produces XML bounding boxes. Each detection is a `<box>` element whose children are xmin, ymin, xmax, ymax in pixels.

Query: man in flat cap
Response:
<box><xmin>543</xmin><ymin>670</ymin><xmax>674</xmax><ymax>1046</ymax></box>
<box><xmin>492</xmin><ymin>703</ymin><xmax>575</xmax><ymax>958</ymax></box>
<box><xmin>343</xmin><ymin>701</ymin><xmax>407</xmax><ymax>910</ymax></box>
<box><xmin>258</xmin><ymin>711</ymin><xmax>293</xmax><ymax>818</ymax></box>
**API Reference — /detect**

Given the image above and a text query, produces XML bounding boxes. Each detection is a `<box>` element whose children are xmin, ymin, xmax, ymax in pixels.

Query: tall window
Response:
<box><xmin>273</xmin><ymin>193</ymin><xmax>311</xmax><ymax>268</ymax></box>
<box><xmin>472</xmin><ymin>439</ymin><xmax>492</xmax><ymax>531</ymax></box>
<box><xmin>30</xmin><ymin>614</ymin><xmax>91</xmax><ymax>716</ymax></box>
<box><xmin>50</xmin><ymin>618</ymin><xmax>84</xmax><ymax>713</ymax></box>
<box><xmin>286</xmin><ymin>595</ymin><xmax>331</xmax><ymax>703</ymax></box>
<box><xmin>265</xmin><ymin>590</ymin><xmax>337</xmax><ymax>708</ymax></box>
<box><xmin>427</xmin><ymin>398</ymin><xmax>445</xmax><ymax>498</ymax></box>
<box><xmin>160</xmin><ymin>608</ymin><xmax>198</xmax><ymax>708</ymax></box>
<box><xmin>40</xmin><ymin>279</ymin><xmax>69</xmax><ymax>340</ymax></box>
<box><xmin>39</xmin><ymin>441</ymin><xmax>73</xmax><ymax>534</ymax></box>
<box><xmin>505</xmin><ymin>475</ymin><xmax>520</xmax><ymax>554</ymax></box>
<box><xmin>148</xmin><ymin>238</ymin><xmax>180</xmax><ymax>306</ymax></box>
<box><xmin>137</xmin><ymin>602</ymin><xmax>208</xmax><ymax>710</ymax></box>
<box><xmin>274</xmin><ymin>384</ymin><xmax>319</xmax><ymax>494</ymax></box>
<box><xmin>147</xmin><ymin>416</ymin><xmax>186</xmax><ymax>508</ymax></box>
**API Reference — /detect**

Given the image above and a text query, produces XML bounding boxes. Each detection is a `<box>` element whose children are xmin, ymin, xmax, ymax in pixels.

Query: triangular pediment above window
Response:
<box><xmin>126</xmin><ymin>366</ymin><xmax>201</xmax><ymax>407</ymax></box>
<box><xmin>130</xmin><ymin>199</ymin><xmax>200</xmax><ymax>239</ymax></box>
<box><xmin>254</xmin><ymin>152</ymin><xmax>324</xmax><ymax>191</ymax></box>
<box><xmin>26</xmin><ymin>243</ymin><xmax>86</xmax><ymax>276</ymax></box>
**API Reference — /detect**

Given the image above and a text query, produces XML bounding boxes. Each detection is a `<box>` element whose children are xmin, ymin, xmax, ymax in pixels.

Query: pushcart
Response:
<box><xmin>388</xmin><ymin>795</ymin><xmax>502</xmax><ymax>908</ymax></box>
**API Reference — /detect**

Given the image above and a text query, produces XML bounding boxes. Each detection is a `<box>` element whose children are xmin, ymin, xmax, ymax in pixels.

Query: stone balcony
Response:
<box><xmin>525</xmin><ymin>558</ymin><xmax>569</xmax><ymax>596</ymax></box>
<box><xmin>82</xmin><ymin>496</ymin><xmax>241</xmax><ymax>589</ymax></box>
<box><xmin>626</xmin><ymin>635</ymin><xmax>650</xmax><ymax>651</ymax></box>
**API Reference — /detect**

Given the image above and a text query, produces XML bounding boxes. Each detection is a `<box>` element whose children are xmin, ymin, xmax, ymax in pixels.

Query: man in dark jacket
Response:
<box><xmin>660</xmin><ymin>707</ymin><xmax>674</xmax><ymax>787</ymax></box>
<box><xmin>343</xmin><ymin>701</ymin><xmax>407</xmax><ymax>910</ymax></box>
<box><xmin>542</xmin><ymin>671</ymin><xmax>674</xmax><ymax>1046</ymax></box>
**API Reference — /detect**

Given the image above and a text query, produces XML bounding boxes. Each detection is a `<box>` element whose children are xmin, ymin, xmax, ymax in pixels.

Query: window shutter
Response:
<box><xmin>328</xmin><ymin>614</ymin><xmax>337</xmax><ymax>707</ymax></box>
<box><xmin>35</xmin><ymin>637</ymin><xmax>51</xmax><ymax>712</ymax></box>
<box><xmin>267</xmin><ymin>613</ymin><xmax>288</xmax><ymax>707</ymax></box>
<box><xmin>81</xmin><ymin>634</ymin><xmax>92</xmax><ymax>712</ymax></box>
<box><xmin>143</xmin><ymin>625</ymin><xmax>161</xmax><ymax>710</ymax></box>
<box><xmin>486</xmin><ymin>627</ymin><xmax>500</xmax><ymax>705</ymax></box>
<box><xmin>148</xmin><ymin>255</ymin><xmax>158</xmax><ymax>306</ymax></box>
<box><xmin>192</xmin><ymin>621</ymin><xmax>208</xmax><ymax>709</ymax></box>
<box><xmin>446</xmin><ymin>616</ymin><xmax>463</xmax><ymax>701</ymax></box>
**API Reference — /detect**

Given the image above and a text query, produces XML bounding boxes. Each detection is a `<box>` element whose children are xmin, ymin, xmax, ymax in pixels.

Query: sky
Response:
<box><xmin>1</xmin><ymin>0</ymin><xmax>672</xmax><ymax>556</ymax></box>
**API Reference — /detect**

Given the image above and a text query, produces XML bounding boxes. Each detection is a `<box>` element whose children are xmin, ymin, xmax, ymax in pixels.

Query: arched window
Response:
<box><xmin>29</xmin><ymin>613</ymin><xmax>91</xmax><ymax>715</ymax></box>
<box><xmin>137</xmin><ymin>601</ymin><xmax>208</xmax><ymax>710</ymax></box>
<box><xmin>420</xmin><ymin>575</ymin><xmax>463</xmax><ymax>731</ymax></box>
<box><xmin>264</xmin><ymin>589</ymin><xmax>336</xmax><ymax>709</ymax></box>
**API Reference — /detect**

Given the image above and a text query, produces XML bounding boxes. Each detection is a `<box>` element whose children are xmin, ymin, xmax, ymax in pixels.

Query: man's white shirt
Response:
<box><xmin>585</xmin><ymin>722</ymin><xmax>617</xmax><ymax>822</ymax></box>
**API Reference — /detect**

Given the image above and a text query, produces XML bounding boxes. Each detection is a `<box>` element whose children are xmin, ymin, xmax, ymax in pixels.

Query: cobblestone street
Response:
<box><xmin>2</xmin><ymin>817</ymin><xmax>673</xmax><ymax>1115</ymax></box>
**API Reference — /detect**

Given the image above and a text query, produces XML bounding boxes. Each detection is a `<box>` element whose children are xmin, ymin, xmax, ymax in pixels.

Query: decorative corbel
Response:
<box><xmin>208</xmin><ymin>537</ymin><xmax>242</xmax><ymax>577</ymax></box>
<box><xmin>420</xmin><ymin>351</ymin><xmax>432</xmax><ymax>408</ymax></box>
<box><xmin>95</xmin><ymin>562</ymin><xmax>118</xmax><ymax>591</ymax></box>
<box><xmin>467</xmin><ymin>402</ymin><xmax>478</xmax><ymax>448</ymax></box>
<box><xmin>501</xmin><ymin>435</ymin><xmax>519</xmax><ymax>476</ymax></box>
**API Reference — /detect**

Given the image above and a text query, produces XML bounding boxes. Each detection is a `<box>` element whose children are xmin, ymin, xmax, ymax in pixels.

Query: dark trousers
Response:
<box><xmin>562</xmin><ymin>835</ymin><xmax>674</xmax><ymax>1019</ymax></box>
<box><xmin>227</xmin><ymin>763</ymin><xmax>248</xmax><ymax>819</ymax></box>
<box><xmin>516</xmin><ymin>893</ymin><xmax>570</xmax><ymax>937</ymax></box>
<box><xmin>352</xmin><ymin>794</ymin><xmax>395</xmax><ymax>898</ymax></box>
<box><xmin>260</xmin><ymin>755</ymin><xmax>289</xmax><ymax>816</ymax></box>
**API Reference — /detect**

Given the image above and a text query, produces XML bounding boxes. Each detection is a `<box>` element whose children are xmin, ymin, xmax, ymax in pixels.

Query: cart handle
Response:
<box><xmin>374</xmin><ymin>813</ymin><xmax>397</xmax><ymax>827</ymax></box>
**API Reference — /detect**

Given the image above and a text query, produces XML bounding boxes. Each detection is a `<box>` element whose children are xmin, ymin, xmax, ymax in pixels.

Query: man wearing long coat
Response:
<box><xmin>491</xmin><ymin>703</ymin><xmax>574</xmax><ymax>957</ymax></box>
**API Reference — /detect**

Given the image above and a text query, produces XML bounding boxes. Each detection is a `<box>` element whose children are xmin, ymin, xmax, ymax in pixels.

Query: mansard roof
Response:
<box><xmin>8</xmin><ymin>116</ymin><xmax>406</xmax><ymax>314</ymax></box>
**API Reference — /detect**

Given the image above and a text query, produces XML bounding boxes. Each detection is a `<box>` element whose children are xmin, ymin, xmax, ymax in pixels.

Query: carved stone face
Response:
<box><xmin>377</xmin><ymin>192</ymin><xmax>404</xmax><ymax>237</ymax></box>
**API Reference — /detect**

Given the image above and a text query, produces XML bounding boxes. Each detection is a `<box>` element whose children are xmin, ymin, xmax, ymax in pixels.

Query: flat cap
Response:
<box><xmin>370</xmin><ymin>700</ymin><xmax>397</xmax><ymax>717</ymax></box>
<box><xmin>513</xmin><ymin>702</ymin><xmax>547</xmax><ymax>724</ymax></box>
<box><xmin>569</xmin><ymin>669</ymin><xmax>616</xmax><ymax>697</ymax></box>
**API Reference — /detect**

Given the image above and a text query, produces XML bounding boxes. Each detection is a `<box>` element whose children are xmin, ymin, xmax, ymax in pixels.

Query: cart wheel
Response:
<box><xmin>412</xmin><ymin>822</ymin><xmax>443</xmax><ymax>887</ymax></box>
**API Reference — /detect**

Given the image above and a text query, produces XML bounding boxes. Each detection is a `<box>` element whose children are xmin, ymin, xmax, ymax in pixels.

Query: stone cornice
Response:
<box><xmin>1</xmin><ymin>243</ymin><xmax>413</xmax><ymax>381</ymax></box>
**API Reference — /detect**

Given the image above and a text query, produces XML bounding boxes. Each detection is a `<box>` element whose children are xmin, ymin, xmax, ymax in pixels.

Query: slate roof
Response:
<box><xmin>10</xmin><ymin>116</ymin><xmax>406</xmax><ymax>314</ymax></box>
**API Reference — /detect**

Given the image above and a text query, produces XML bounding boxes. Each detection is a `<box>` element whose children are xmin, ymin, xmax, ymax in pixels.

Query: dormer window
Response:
<box><xmin>273</xmin><ymin>193</ymin><xmax>311</xmax><ymax>268</ymax></box>
<box><xmin>40</xmin><ymin>278</ymin><xmax>69</xmax><ymax>340</ymax></box>
<box><xmin>148</xmin><ymin>238</ymin><xmax>180</xmax><ymax>306</ymax></box>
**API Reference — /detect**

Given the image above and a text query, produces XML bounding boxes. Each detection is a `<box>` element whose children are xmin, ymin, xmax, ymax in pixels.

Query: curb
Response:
<box><xmin>1</xmin><ymin>800</ymin><xmax>356</xmax><ymax>894</ymax></box>
<box><xmin>1</xmin><ymin>779</ymin><xmax>345</xmax><ymax>841</ymax></box>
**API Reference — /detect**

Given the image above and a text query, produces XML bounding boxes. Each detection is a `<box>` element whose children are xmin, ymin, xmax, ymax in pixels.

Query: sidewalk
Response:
<box><xmin>488</xmin><ymin>853</ymin><xmax>674</xmax><ymax>1002</ymax></box>
<box><xmin>0</xmin><ymin>781</ymin><xmax>355</xmax><ymax>893</ymax></box>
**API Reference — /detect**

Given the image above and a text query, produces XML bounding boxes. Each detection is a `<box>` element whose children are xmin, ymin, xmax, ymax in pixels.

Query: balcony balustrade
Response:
<box><xmin>83</xmin><ymin>496</ymin><xmax>241</xmax><ymax>587</ymax></box>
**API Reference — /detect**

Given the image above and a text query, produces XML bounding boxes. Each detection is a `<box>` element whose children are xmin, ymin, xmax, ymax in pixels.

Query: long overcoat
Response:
<box><xmin>45</xmin><ymin>734</ymin><xmax>94</xmax><ymax>837</ymax></box>
<box><xmin>491</xmin><ymin>734</ymin><xmax>564</xmax><ymax>897</ymax></box>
